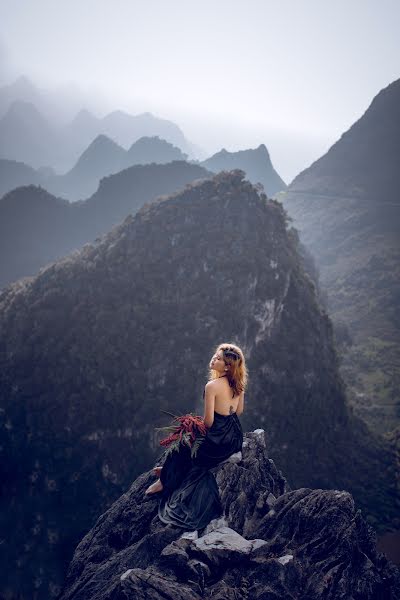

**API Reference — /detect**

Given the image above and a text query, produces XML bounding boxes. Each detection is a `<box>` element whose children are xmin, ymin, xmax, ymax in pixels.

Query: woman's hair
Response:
<box><xmin>209</xmin><ymin>342</ymin><xmax>248</xmax><ymax>396</ymax></box>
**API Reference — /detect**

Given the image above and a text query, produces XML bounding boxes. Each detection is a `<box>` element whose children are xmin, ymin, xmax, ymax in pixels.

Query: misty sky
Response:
<box><xmin>1</xmin><ymin>0</ymin><xmax>399</xmax><ymax>182</ymax></box>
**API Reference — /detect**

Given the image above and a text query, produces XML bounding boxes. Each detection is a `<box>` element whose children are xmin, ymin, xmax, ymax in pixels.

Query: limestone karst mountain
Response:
<box><xmin>279</xmin><ymin>78</ymin><xmax>400</xmax><ymax>436</ymax></box>
<box><xmin>0</xmin><ymin>75</ymin><xmax>96</xmax><ymax>124</ymax></box>
<box><xmin>0</xmin><ymin>171</ymin><xmax>398</xmax><ymax>599</ymax></box>
<box><xmin>124</xmin><ymin>135</ymin><xmax>187</xmax><ymax>166</ymax></box>
<box><xmin>0</xmin><ymin>158</ymin><xmax>43</xmax><ymax>197</ymax></box>
<box><xmin>0</xmin><ymin>76</ymin><xmax>42</xmax><ymax>117</ymax></box>
<box><xmin>0</xmin><ymin>76</ymin><xmax>195</xmax><ymax>171</ymax></box>
<box><xmin>58</xmin><ymin>431</ymin><xmax>400</xmax><ymax>600</ymax></box>
<box><xmin>0</xmin><ymin>134</ymin><xmax>191</xmax><ymax>202</ymax></box>
<box><xmin>0</xmin><ymin>161</ymin><xmax>210</xmax><ymax>288</ymax></box>
<box><xmin>64</xmin><ymin>110</ymin><xmax>194</xmax><ymax>168</ymax></box>
<box><xmin>0</xmin><ymin>100</ymin><xmax>63</xmax><ymax>168</ymax></box>
<box><xmin>68</xmin><ymin>134</ymin><xmax>127</xmax><ymax>178</ymax></box>
<box><xmin>99</xmin><ymin>110</ymin><xmax>191</xmax><ymax>156</ymax></box>
<box><xmin>44</xmin><ymin>135</ymin><xmax>190</xmax><ymax>201</ymax></box>
<box><xmin>201</xmin><ymin>144</ymin><xmax>287</xmax><ymax>196</ymax></box>
<box><xmin>65</xmin><ymin>108</ymin><xmax>100</xmax><ymax>147</ymax></box>
<box><xmin>46</xmin><ymin>134</ymin><xmax>127</xmax><ymax>200</ymax></box>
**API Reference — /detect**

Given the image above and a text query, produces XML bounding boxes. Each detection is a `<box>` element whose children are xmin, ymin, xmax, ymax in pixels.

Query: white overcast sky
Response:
<box><xmin>1</xmin><ymin>0</ymin><xmax>399</xmax><ymax>182</ymax></box>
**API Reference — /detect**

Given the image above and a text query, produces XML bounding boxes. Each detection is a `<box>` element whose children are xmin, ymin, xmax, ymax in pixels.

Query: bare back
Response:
<box><xmin>213</xmin><ymin>377</ymin><xmax>241</xmax><ymax>415</ymax></box>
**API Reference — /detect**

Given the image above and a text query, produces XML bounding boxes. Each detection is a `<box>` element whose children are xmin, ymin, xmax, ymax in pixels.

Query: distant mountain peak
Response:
<box><xmin>71</xmin><ymin>108</ymin><xmax>98</xmax><ymax>122</ymax></box>
<box><xmin>256</xmin><ymin>143</ymin><xmax>269</xmax><ymax>154</ymax></box>
<box><xmin>105</xmin><ymin>109</ymin><xmax>128</xmax><ymax>119</ymax></box>
<box><xmin>0</xmin><ymin>76</ymin><xmax>38</xmax><ymax>98</ymax></box>
<box><xmin>127</xmin><ymin>135</ymin><xmax>174</xmax><ymax>150</ymax></box>
<box><xmin>2</xmin><ymin>101</ymin><xmax>50</xmax><ymax>133</ymax></box>
<box><xmin>201</xmin><ymin>144</ymin><xmax>286</xmax><ymax>196</ymax></box>
<box><xmin>90</xmin><ymin>133</ymin><xmax>120</xmax><ymax>148</ymax></box>
<box><xmin>68</xmin><ymin>134</ymin><xmax>125</xmax><ymax>177</ymax></box>
<box><xmin>7</xmin><ymin>100</ymin><xmax>42</xmax><ymax>117</ymax></box>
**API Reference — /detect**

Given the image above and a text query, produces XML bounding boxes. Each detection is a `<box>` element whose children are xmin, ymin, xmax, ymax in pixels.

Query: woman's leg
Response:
<box><xmin>160</xmin><ymin>445</ymin><xmax>192</xmax><ymax>494</ymax></box>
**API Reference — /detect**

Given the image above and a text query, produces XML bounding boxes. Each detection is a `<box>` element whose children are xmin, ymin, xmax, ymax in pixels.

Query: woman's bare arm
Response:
<box><xmin>236</xmin><ymin>391</ymin><xmax>245</xmax><ymax>416</ymax></box>
<box><xmin>203</xmin><ymin>381</ymin><xmax>216</xmax><ymax>428</ymax></box>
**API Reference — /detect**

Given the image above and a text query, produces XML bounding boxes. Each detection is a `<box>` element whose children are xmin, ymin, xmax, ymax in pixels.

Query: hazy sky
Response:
<box><xmin>1</xmin><ymin>0</ymin><xmax>399</xmax><ymax>182</ymax></box>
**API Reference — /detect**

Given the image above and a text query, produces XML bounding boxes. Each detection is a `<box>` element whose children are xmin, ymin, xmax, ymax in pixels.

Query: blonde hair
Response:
<box><xmin>208</xmin><ymin>342</ymin><xmax>248</xmax><ymax>397</ymax></box>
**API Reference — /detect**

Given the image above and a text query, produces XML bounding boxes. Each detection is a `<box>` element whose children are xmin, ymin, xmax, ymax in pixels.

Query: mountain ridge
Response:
<box><xmin>0</xmin><ymin>161</ymin><xmax>210</xmax><ymax>288</ymax></box>
<box><xmin>279</xmin><ymin>77</ymin><xmax>400</xmax><ymax>435</ymax></box>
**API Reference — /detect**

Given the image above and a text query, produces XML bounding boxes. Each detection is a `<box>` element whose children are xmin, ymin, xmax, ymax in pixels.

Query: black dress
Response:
<box><xmin>158</xmin><ymin>388</ymin><xmax>243</xmax><ymax>531</ymax></box>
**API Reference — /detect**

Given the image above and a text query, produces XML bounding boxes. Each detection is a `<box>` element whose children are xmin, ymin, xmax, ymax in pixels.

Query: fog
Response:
<box><xmin>1</xmin><ymin>0</ymin><xmax>399</xmax><ymax>181</ymax></box>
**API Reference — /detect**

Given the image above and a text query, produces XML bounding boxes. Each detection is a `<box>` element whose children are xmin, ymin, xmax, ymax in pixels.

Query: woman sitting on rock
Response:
<box><xmin>145</xmin><ymin>342</ymin><xmax>247</xmax><ymax>531</ymax></box>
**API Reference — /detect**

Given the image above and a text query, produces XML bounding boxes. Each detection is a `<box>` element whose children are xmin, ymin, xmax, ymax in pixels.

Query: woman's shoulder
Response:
<box><xmin>205</xmin><ymin>379</ymin><xmax>218</xmax><ymax>389</ymax></box>
<box><xmin>203</xmin><ymin>380</ymin><xmax>215</xmax><ymax>396</ymax></box>
<box><xmin>205</xmin><ymin>378</ymin><xmax>228</xmax><ymax>392</ymax></box>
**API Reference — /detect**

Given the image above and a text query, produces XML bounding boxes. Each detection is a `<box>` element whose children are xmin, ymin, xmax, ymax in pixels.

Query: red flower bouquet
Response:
<box><xmin>157</xmin><ymin>412</ymin><xmax>207</xmax><ymax>458</ymax></box>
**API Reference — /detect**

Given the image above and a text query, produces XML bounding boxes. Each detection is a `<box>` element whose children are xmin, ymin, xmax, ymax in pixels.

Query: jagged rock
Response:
<box><xmin>190</xmin><ymin>524</ymin><xmax>267</xmax><ymax>567</ymax></box>
<box><xmin>59</xmin><ymin>430</ymin><xmax>400</xmax><ymax>600</ymax></box>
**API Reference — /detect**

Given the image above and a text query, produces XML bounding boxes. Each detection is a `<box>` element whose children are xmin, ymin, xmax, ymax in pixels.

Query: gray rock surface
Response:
<box><xmin>59</xmin><ymin>430</ymin><xmax>400</xmax><ymax>600</ymax></box>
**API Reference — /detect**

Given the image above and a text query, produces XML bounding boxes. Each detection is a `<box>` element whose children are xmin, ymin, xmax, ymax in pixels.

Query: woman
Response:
<box><xmin>145</xmin><ymin>342</ymin><xmax>247</xmax><ymax>531</ymax></box>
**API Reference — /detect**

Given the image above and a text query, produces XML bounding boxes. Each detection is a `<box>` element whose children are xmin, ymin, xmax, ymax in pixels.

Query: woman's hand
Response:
<box><xmin>203</xmin><ymin>381</ymin><xmax>216</xmax><ymax>428</ymax></box>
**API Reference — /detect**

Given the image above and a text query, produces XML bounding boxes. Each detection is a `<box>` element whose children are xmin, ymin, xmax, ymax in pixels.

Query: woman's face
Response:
<box><xmin>209</xmin><ymin>348</ymin><xmax>226</xmax><ymax>373</ymax></box>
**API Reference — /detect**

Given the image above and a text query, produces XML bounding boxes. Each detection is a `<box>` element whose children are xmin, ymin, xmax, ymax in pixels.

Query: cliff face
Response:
<box><xmin>0</xmin><ymin>171</ymin><xmax>398</xmax><ymax>599</ymax></box>
<box><xmin>280</xmin><ymin>78</ymin><xmax>400</xmax><ymax>436</ymax></box>
<box><xmin>58</xmin><ymin>431</ymin><xmax>400</xmax><ymax>600</ymax></box>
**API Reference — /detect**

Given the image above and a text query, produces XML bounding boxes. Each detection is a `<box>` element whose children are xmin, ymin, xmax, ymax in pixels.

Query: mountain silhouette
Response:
<box><xmin>201</xmin><ymin>144</ymin><xmax>286</xmax><ymax>196</ymax></box>
<box><xmin>280</xmin><ymin>78</ymin><xmax>400</xmax><ymax>436</ymax></box>
<box><xmin>0</xmin><ymin>161</ymin><xmax>210</xmax><ymax>288</ymax></box>
<box><xmin>0</xmin><ymin>76</ymin><xmax>196</xmax><ymax>171</ymax></box>
<box><xmin>45</xmin><ymin>135</ymin><xmax>190</xmax><ymax>201</ymax></box>
<box><xmin>125</xmin><ymin>135</ymin><xmax>187</xmax><ymax>166</ymax></box>
<box><xmin>0</xmin><ymin>100</ymin><xmax>61</xmax><ymax>168</ymax></box>
<box><xmin>44</xmin><ymin>134</ymin><xmax>128</xmax><ymax>200</ymax></box>
<box><xmin>0</xmin><ymin>76</ymin><xmax>41</xmax><ymax>118</ymax></box>
<box><xmin>65</xmin><ymin>108</ymin><xmax>100</xmax><ymax>143</ymax></box>
<box><xmin>0</xmin><ymin>158</ymin><xmax>42</xmax><ymax>197</ymax></box>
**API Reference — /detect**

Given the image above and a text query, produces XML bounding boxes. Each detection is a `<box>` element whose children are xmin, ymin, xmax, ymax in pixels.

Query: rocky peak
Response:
<box><xmin>125</xmin><ymin>135</ymin><xmax>187</xmax><ymax>164</ymax></box>
<box><xmin>59</xmin><ymin>430</ymin><xmax>400</xmax><ymax>600</ymax></box>
<box><xmin>4</xmin><ymin>99</ymin><xmax>47</xmax><ymax>124</ymax></box>
<box><xmin>82</xmin><ymin>133</ymin><xmax>122</xmax><ymax>152</ymax></box>
<box><xmin>69</xmin><ymin>108</ymin><xmax>99</xmax><ymax>127</ymax></box>
<box><xmin>289</xmin><ymin>77</ymin><xmax>400</xmax><ymax>199</ymax></box>
<box><xmin>69</xmin><ymin>134</ymin><xmax>125</xmax><ymax>176</ymax></box>
<box><xmin>201</xmin><ymin>144</ymin><xmax>287</xmax><ymax>196</ymax></box>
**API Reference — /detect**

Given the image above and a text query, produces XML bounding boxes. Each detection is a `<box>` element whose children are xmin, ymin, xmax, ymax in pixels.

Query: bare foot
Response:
<box><xmin>145</xmin><ymin>478</ymin><xmax>163</xmax><ymax>495</ymax></box>
<box><xmin>152</xmin><ymin>466</ymin><xmax>162</xmax><ymax>477</ymax></box>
